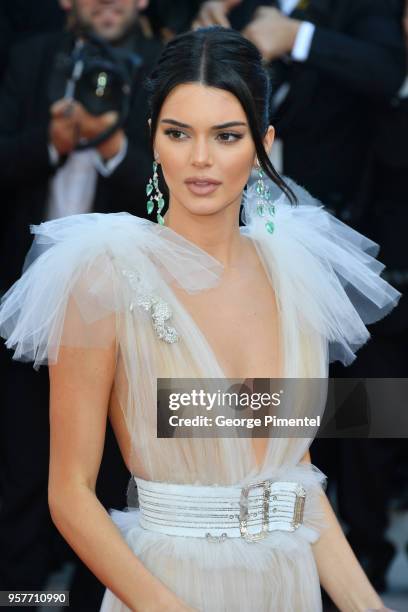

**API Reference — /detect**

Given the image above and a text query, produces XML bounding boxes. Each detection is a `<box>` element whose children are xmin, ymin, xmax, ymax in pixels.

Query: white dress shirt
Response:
<box><xmin>45</xmin><ymin>137</ymin><xmax>128</xmax><ymax>221</ymax></box>
<box><xmin>281</xmin><ymin>0</ymin><xmax>316</xmax><ymax>62</ymax></box>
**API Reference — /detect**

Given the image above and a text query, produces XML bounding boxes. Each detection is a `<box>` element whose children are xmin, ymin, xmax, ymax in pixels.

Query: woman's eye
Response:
<box><xmin>216</xmin><ymin>132</ymin><xmax>243</xmax><ymax>143</ymax></box>
<box><xmin>164</xmin><ymin>129</ymin><xmax>188</xmax><ymax>140</ymax></box>
<box><xmin>163</xmin><ymin>129</ymin><xmax>243</xmax><ymax>142</ymax></box>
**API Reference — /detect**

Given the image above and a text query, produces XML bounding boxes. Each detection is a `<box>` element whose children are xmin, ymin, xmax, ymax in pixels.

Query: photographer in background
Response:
<box><xmin>0</xmin><ymin>1</ymin><xmax>162</xmax><ymax>610</ymax></box>
<box><xmin>1</xmin><ymin>0</ymin><xmax>162</xmax><ymax>293</ymax></box>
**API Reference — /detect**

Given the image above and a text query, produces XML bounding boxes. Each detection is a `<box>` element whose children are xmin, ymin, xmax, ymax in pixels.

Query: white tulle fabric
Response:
<box><xmin>0</xmin><ymin>178</ymin><xmax>401</xmax><ymax>612</ymax></box>
<box><xmin>242</xmin><ymin>177</ymin><xmax>401</xmax><ymax>368</ymax></box>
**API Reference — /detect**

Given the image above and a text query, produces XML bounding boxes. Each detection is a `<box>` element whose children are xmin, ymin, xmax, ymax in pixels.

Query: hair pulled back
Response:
<box><xmin>145</xmin><ymin>26</ymin><xmax>297</xmax><ymax>205</ymax></box>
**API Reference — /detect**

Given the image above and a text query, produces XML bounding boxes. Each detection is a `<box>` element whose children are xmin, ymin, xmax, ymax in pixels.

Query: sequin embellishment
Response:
<box><xmin>121</xmin><ymin>269</ymin><xmax>179</xmax><ymax>344</ymax></box>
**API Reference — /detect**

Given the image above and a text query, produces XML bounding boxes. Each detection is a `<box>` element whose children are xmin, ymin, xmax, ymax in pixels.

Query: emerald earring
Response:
<box><xmin>255</xmin><ymin>162</ymin><xmax>275</xmax><ymax>234</ymax></box>
<box><xmin>146</xmin><ymin>160</ymin><xmax>165</xmax><ymax>225</ymax></box>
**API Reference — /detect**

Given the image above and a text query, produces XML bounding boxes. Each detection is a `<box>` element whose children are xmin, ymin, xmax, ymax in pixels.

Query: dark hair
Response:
<box><xmin>145</xmin><ymin>26</ymin><xmax>297</xmax><ymax>205</ymax></box>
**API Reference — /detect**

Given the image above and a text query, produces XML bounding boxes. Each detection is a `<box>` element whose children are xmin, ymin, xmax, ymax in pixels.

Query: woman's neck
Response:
<box><xmin>163</xmin><ymin>197</ymin><xmax>247</xmax><ymax>269</ymax></box>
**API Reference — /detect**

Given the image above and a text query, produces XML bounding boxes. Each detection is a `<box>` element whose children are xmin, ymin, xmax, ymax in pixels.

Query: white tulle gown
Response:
<box><xmin>0</xmin><ymin>177</ymin><xmax>400</xmax><ymax>611</ymax></box>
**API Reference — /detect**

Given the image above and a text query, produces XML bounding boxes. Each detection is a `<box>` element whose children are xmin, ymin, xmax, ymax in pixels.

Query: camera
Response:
<box><xmin>49</xmin><ymin>30</ymin><xmax>143</xmax><ymax>149</ymax></box>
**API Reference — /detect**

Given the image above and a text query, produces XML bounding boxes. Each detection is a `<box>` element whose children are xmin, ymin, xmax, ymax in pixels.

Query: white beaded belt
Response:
<box><xmin>134</xmin><ymin>476</ymin><xmax>306</xmax><ymax>543</ymax></box>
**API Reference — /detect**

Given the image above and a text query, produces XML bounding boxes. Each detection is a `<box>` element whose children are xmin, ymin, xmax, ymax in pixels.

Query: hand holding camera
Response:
<box><xmin>49</xmin><ymin>98</ymin><xmax>121</xmax><ymax>157</ymax></box>
<box><xmin>48</xmin><ymin>30</ymin><xmax>142</xmax><ymax>156</ymax></box>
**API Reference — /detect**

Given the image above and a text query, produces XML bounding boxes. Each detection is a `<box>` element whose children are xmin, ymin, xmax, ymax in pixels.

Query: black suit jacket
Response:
<box><xmin>0</xmin><ymin>28</ymin><xmax>162</xmax><ymax>289</ymax></box>
<box><xmin>265</xmin><ymin>0</ymin><xmax>406</xmax><ymax>218</ymax></box>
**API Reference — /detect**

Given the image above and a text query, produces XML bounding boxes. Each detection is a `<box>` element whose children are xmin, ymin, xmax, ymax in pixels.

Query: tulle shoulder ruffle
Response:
<box><xmin>0</xmin><ymin>212</ymin><xmax>224</xmax><ymax>369</ymax></box>
<box><xmin>241</xmin><ymin>177</ymin><xmax>401</xmax><ymax>365</ymax></box>
<box><xmin>0</xmin><ymin>178</ymin><xmax>402</xmax><ymax>371</ymax></box>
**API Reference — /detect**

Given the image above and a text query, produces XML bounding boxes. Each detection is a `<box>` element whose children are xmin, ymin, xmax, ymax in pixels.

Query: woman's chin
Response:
<box><xmin>176</xmin><ymin>198</ymin><xmax>227</xmax><ymax>217</ymax></box>
<box><xmin>168</xmin><ymin>190</ymin><xmax>240</xmax><ymax>217</ymax></box>
<box><xmin>185</xmin><ymin>204</ymin><xmax>228</xmax><ymax>217</ymax></box>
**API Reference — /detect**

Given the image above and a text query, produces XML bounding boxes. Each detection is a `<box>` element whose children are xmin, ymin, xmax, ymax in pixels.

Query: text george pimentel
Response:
<box><xmin>167</xmin><ymin>415</ymin><xmax>321</xmax><ymax>429</ymax></box>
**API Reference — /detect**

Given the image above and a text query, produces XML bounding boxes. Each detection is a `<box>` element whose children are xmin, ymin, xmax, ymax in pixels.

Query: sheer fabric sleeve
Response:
<box><xmin>0</xmin><ymin>211</ymin><xmax>225</xmax><ymax>371</ymax></box>
<box><xmin>0</xmin><ymin>215</ymin><xmax>126</xmax><ymax>370</ymax></box>
<box><xmin>241</xmin><ymin>177</ymin><xmax>402</xmax><ymax>365</ymax></box>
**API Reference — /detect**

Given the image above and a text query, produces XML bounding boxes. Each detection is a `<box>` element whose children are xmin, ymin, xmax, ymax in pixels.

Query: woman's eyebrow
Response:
<box><xmin>160</xmin><ymin>119</ymin><xmax>247</xmax><ymax>129</ymax></box>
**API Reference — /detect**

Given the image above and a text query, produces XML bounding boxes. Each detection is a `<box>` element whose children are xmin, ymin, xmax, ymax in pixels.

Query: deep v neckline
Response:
<box><xmin>159</xmin><ymin>223</ymin><xmax>283</xmax><ymax>370</ymax></box>
<box><xmin>152</xmin><ymin>222</ymin><xmax>284</xmax><ymax>472</ymax></box>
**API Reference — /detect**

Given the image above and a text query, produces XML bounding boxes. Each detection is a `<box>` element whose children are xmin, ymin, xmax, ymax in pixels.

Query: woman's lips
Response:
<box><xmin>184</xmin><ymin>179</ymin><xmax>221</xmax><ymax>196</ymax></box>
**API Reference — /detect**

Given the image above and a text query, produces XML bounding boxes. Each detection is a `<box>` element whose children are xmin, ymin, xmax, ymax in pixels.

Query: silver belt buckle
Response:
<box><xmin>239</xmin><ymin>479</ymin><xmax>271</xmax><ymax>542</ymax></box>
<box><xmin>292</xmin><ymin>484</ymin><xmax>306</xmax><ymax>529</ymax></box>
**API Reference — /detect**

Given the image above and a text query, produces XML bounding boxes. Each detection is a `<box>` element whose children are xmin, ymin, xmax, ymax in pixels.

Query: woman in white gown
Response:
<box><xmin>0</xmin><ymin>26</ymin><xmax>401</xmax><ymax>612</ymax></box>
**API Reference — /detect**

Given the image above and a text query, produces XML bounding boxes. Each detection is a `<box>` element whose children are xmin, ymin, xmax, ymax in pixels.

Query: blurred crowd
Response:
<box><xmin>0</xmin><ymin>1</ymin><xmax>407</xmax><ymax>611</ymax></box>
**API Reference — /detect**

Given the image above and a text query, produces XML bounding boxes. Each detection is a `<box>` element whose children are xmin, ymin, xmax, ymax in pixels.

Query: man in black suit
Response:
<box><xmin>0</xmin><ymin>1</ymin><xmax>162</xmax><ymax>609</ymax></box>
<box><xmin>333</xmin><ymin>85</ymin><xmax>408</xmax><ymax>594</ymax></box>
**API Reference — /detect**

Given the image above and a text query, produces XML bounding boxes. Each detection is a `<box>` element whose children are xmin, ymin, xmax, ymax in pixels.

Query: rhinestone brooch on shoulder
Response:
<box><xmin>121</xmin><ymin>269</ymin><xmax>179</xmax><ymax>344</ymax></box>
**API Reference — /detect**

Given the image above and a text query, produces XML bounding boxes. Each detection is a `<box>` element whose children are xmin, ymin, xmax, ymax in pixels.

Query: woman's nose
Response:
<box><xmin>191</xmin><ymin>137</ymin><xmax>212</xmax><ymax>167</ymax></box>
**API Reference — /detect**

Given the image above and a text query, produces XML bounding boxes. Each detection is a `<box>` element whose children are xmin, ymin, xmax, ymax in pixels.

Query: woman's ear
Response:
<box><xmin>264</xmin><ymin>125</ymin><xmax>275</xmax><ymax>157</ymax></box>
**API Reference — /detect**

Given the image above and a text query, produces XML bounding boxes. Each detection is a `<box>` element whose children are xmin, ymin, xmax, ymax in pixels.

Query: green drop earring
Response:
<box><xmin>146</xmin><ymin>160</ymin><xmax>165</xmax><ymax>225</ymax></box>
<box><xmin>254</xmin><ymin>160</ymin><xmax>276</xmax><ymax>234</ymax></box>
